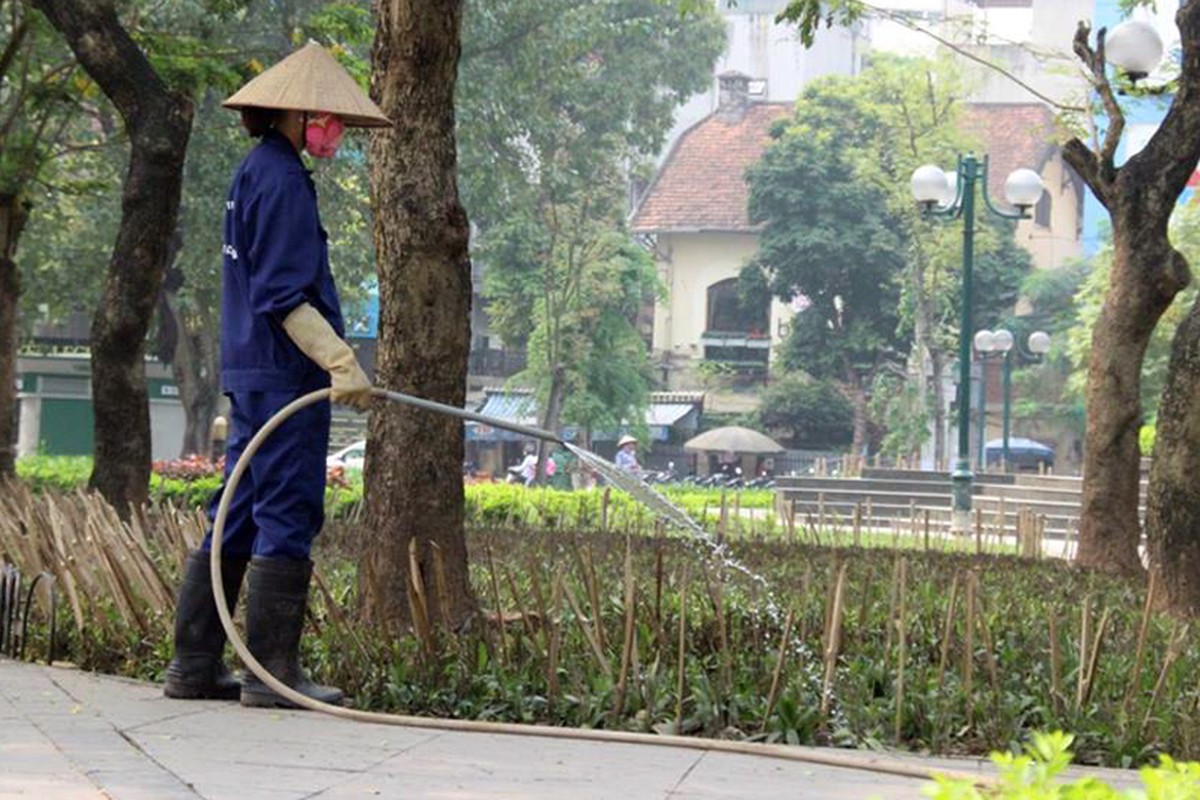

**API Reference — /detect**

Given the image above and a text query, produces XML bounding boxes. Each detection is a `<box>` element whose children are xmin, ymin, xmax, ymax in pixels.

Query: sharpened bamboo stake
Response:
<box><xmin>675</xmin><ymin>565</ymin><xmax>689</xmax><ymax>734</ymax></box>
<box><xmin>761</xmin><ymin>606</ymin><xmax>796</xmax><ymax>733</ymax></box>
<box><xmin>820</xmin><ymin>564</ymin><xmax>849</xmax><ymax>719</ymax></box>
<box><xmin>894</xmin><ymin>558</ymin><xmax>908</xmax><ymax>744</ymax></box>
<box><xmin>612</xmin><ymin>536</ymin><xmax>637</xmax><ymax>720</ymax></box>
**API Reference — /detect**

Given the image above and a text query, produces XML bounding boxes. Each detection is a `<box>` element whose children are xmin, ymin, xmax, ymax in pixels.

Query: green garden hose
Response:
<box><xmin>207</xmin><ymin>386</ymin><xmax>984</xmax><ymax>786</ymax></box>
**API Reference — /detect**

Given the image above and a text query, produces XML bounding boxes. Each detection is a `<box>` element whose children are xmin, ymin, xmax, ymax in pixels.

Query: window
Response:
<box><xmin>705</xmin><ymin>278</ymin><xmax>767</xmax><ymax>335</ymax></box>
<box><xmin>1035</xmin><ymin>191</ymin><xmax>1052</xmax><ymax>228</ymax></box>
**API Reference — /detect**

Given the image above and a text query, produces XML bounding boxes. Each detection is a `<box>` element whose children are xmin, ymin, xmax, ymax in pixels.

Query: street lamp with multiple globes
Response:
<box><xmin>974</xmin><ymin>328</ymin><xmax>1050</xmax><ymax>471</ymax></box>
<box><xmin>910</xmin><ymin>156</ymin><xmax>1044</xmax><ymax>532</ymax></box>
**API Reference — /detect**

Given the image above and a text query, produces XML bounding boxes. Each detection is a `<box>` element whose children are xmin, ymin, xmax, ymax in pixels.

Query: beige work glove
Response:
<box><xmin>281</xmin><ymin>303</ymin><xmax>373</xmax><ymax>411</ymax></box>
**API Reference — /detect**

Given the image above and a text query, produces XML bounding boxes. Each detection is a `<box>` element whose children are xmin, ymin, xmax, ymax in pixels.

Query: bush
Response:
<box><xmin>927</xmin><ymin>731</ymin><xmax>1200</xmax><ymax>798</ymax></box>
<box><xmin>16</xmin><ymin>455</ymin><xmax>92</xmax><ymax>492</ymax></box>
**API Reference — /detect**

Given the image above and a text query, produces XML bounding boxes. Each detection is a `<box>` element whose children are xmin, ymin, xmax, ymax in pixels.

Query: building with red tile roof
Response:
<box><xmin>631</xmin><ymin>76</ymin><xmax>1080</xmax><ymax>406</ymax></box>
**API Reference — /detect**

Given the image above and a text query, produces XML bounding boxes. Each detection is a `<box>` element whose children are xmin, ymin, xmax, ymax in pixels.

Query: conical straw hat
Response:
<box><xmin>224</xmin><ymin>42</ymin><xmax>390</xmax><ymax>128</ymax></box>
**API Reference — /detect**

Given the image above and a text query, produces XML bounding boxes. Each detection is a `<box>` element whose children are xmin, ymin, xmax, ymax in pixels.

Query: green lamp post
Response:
<box><xmin>979</xmin><ymin>328</ymin><xmax>1051</xmax><ymax>471</ymax></box>
<box><xmin>910</xmin><ymin>155</ymin><xmax>1044</xmax><ymax>531</ymax></box>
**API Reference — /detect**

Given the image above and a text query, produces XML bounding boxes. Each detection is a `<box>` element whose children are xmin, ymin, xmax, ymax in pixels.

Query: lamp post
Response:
<box><xmin>984</xmin><ymin>329</ymin><xmax>1051</xmax><ymax>471</ymax></box>
<box><xmin>910</xmin><ymin>156</ymin><xmax>1043</xmax><ymax>531</ymax></box>
<box><xmin>972</xmin><ymin>329</ymin><xmax>1005</xmax><ymax>470</ymax></box>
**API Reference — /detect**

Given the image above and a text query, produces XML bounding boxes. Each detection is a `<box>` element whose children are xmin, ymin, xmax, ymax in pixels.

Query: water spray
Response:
<box><xmin>205</xmin><ymin>386</ymin><xmax>982</xmax><ymax>785</ymax></box>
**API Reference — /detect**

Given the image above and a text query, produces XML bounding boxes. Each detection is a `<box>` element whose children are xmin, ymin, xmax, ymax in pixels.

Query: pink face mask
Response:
<box><xmin>304</xmin><ymin>113</ymin><xmax>344</xmax><ymax>158</ymax></box>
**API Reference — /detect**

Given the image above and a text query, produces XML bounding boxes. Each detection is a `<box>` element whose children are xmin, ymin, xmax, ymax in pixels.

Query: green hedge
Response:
<box><xmin>14</xmin><ymin>456</ymin><xmax>774</xmax><ymax>530</ymax></box>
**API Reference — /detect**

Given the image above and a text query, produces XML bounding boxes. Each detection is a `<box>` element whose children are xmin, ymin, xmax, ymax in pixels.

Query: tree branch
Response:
<box><xmin>1072</xmin><ymin>21</ymin><xmax>1125</xmax><ymax>178</ymax></box>
<box><xmin>860</xmin><ymin>1</ymin><xmax>1086</xmax><ymax>113</ymax></box>
<box><xmin>1122</xmin><ymin>1</ymin><xmax>1200</xmax><ymax>206</ymax></box>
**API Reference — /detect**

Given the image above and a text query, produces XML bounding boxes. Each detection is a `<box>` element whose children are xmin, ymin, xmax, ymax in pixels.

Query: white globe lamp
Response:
<box><xmin>1004</xmin><ymin>169</ymin><xmax>1044</xmax><ymax>211</ymax></box>
<box><xmin>911</xmin><ymin>165</ymin><xmax>950</xmax><ymax>210</ymax></box>
<box><xmin>1106</xmin><ymin>19</ymin><xmax>1164</xmax><ymax>81</ymax></box>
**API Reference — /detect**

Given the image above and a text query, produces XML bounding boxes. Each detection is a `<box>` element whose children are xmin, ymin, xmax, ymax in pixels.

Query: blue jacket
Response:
<box><xmin>220</xmin><ymin>130</ymin><xmax>345</xmax><ymax>392</ymax></box>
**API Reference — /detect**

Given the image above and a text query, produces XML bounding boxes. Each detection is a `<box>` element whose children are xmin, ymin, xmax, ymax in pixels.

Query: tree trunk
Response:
<box><xmin>1147</xmin><ymin>296</ymin><xmax>1200</xmax><ymax>615</ymax></box>
<box><xmin>1076</xmin><ymin>230</ymin><xmax>1186</xmax><ymax>575</ymax></box>
<box><xmin>535</xmin><ymin>364</ymin><xmax>566</xmax><ymax>484</ymax></box>
<box><xmin>849</xmin><ymin>375</ymin><xmax>868</xmax><ymax>457</ymax></box>
<box><xmin>163</xmin><ymin>292</ymin><xmax>219</xmax><ymax>457</ymax></box>
<box><xmin>0</xmin><ymin>193</ymin><xmax>29</xmax><ymax>477</ymax></box>
<box><xmin>156</xmin><ymin>232</ymin><xmax>220</xmax><ymax>458</ymax></box>
<box><xmin>364</xmin><ymin>0</ymin><xmax>476</xmax><ymax>630</ymax></box>
<box><xmin>1061</xmin><ymin>6</ymin><xmax>1200</xmax><ymax>576</ymax></box>
<box><xmin>34</xmin><ymin>0</ymin><xmax>193</xmax><ymax>513</ymax></box>
<box><xmin>928</xmin><ymin>348</ymin><xmax>945</xmax><ymax>466</ymax></box>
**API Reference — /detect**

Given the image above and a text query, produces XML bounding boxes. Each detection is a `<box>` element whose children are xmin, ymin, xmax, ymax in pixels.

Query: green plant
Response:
<box><xmin>925</xmin><ymin>731</ymin><xmax>1200</xmax><ymax>798</ymax></box>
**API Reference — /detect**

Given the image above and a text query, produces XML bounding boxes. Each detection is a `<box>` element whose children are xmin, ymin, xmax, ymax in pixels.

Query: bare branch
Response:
<box><xmin>1122</xmin><ymin>1</ymin><xmax>1200</xmax><ymax>206</ymax></box>
<box><xmin>1076</xmin><ymin>23</ymin><xmax>1125</xmax><ymax>176</ymax></box>
<box><xmin>858</xmin><ymin>1</ymin><xmax>1086</xmax><ymax>113</ymax></box>
<box><xmin>1063</xmin><ymin>137</ymin><xmax>1108</xmax><ymax>209</ymax></box>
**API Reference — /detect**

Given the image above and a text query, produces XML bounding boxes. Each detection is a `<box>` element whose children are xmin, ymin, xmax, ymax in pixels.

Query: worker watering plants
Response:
<box><xmin>163</xmin><ymin>43</ymin><xmax>390</xmax><ymax>709</ymax></box>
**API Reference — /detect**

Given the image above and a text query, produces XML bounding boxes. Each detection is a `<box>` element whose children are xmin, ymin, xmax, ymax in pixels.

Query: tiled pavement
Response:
<box><xmin>0</xmin><ymin>659</ymin><xmax>1140</xmax><ymax>799</ymax></box>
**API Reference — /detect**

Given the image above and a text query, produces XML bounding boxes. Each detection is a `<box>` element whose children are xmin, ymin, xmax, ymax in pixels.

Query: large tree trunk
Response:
<box><xmin>156</xmin><ymin>234</ymin><xmax>220</xmax><ymax>458</ymax></box>
<box><xmin>1062</xmin><ymin>7</ymin><xmax>1200</xmax><ymax>575</ymax></box>
<box><xmin>0</xmin><ymin>193</ymin><xmax>29</xmax><ymax>477</ymax></box>
<box><xmin>34</xmin><ymin>0</ymin><xmax>193</xmax><ymax>512</ymax></box>
<box><xmin>1147</xmin><ymin>297</ymin><xmax>1200</xmax><ymax>615</ymax></box>
<box><xmin>1076</xmin><ymin>230</ymin><xmax>1186</xmax><ymax>575</ymax></box>
<box><xmin>163</xmin><ymin>292</ymin><xmax>220</xmax><ymax>457</ymax></box>
<box><xmin>364</xmin><ymin>0</ymin><xmax>476</xmax><ymax>630</ymax></box>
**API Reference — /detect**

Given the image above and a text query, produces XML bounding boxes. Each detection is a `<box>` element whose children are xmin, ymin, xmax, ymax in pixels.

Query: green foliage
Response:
<box><xmin>775</xmin><ymin>0</ymin><xmax>866</xmax><ymax>47</ymax></box>
<box><xmin>750</xmin><ymin>372</ymin><xmax>854</xmax><ymax>447</ymax></box>
<box><xmin>15</xmin><ymin>455</ymin><xmax>93</xmax><ymax>491</ymax></box>
<box><xmin>869</xmin><ymin>373</ymin><xmax>931</xmax><ymax>458</ymax></box>
<box><xmin>1067</xmin><ymin>203</ymin><xmax>1200</xmax><ymax>418</ymax></box>
<box><xmin>1140</xmin><ymin>423</ymin><xmax>1156</xmax><ymax>456</ymax></box>
<box><xmin>926</xmin><ymin>731</ymin><xmax>1200</xmax><ymax>799</ymax></box>
<box><xmin>745</xmin><ymin>79</ymin><xmax>907</xmax><ymax>384</ymax></box>
<box><xmin>462</xmin><ymin>0</ymin><xmax>723</xmax><ymax>435</ymax></box>
<box><xmin>747</xmin><ymin>55</ymin><xmax>1030</xmax><ymax>452</ymax></box>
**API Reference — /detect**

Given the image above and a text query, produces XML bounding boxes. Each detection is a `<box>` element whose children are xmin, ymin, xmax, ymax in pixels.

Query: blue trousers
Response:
<box><xmin>200</xmin><ymin>390</ymin><xmax>331</xmax><ymax>560</ymax></box>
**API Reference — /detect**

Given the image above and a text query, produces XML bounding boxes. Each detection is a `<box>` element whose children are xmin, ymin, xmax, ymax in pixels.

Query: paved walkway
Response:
<box><xmin>0</xmin><ymin>659</ymin><xmax>1139</xmax><ymax>800</ymax></box>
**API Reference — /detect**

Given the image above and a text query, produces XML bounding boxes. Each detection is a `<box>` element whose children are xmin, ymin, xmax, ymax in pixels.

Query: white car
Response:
<box><xmin>327</xmin><ymin>440</ymin><xmax>366</xmax><ymax>471</ymax></box>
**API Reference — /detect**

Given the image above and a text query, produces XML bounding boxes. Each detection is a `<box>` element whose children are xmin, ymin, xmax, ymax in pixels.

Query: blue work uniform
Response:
<box><xmin>200</xmin><ymin>129</ymin><xmax>345</xmax><ymax>561</ymax></box>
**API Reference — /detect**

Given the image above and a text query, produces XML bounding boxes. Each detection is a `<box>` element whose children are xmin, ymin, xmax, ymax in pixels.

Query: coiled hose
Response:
<box><xmin>207</xmin><ymin>386</ymin><xmax>982</xmax><ymax>785</ymax></box>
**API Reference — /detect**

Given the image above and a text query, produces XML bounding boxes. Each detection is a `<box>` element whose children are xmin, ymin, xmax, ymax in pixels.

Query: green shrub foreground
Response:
<box><xmin>8</xmin><ymin>463</ymin><xmax>1200</xmax><ymax>781</ymax></box>
<box><xmin>15</xmin><ymin>512</ymin><xmax>1194</xmax><ymax>771</ymax></box>
<box><xmin>930</xmin><ymin>731</ymin><xmax>1200</xmax><ymax>798</ymax></box>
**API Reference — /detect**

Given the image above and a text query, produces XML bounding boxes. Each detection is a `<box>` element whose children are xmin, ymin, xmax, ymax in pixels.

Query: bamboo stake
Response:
<box><xmin>483</xmin><ymin>541</ymin><xmax>507</xmax><ymax>666</ymax></box>
<box><xmin>612</xmin><ymin>536</ymin><xmax>637</xmax><ymax>720</ymax></box>
<box><xmin>1048</xmin><ymin>611</ymin><xmax>1063</xmax><ymax>715</ymax></box>
<box><xmin>1079</xmin><ymin>607</ymin><xmax>1111</xmax><ymax>710</ymax></box>
<box><xmin>564</xmin><ymin>581</ymin><xmax>612</xmax><ymax>680</ymax></box>
<box><xmin>675</xmin><ymin>566</ymin><xmax>689</xmax><ymax>734</ymax></box>
<box><xmin>963</xmin><ymin>570</ymin><xmax>975</xmax><ymax>727</ymax></box>
<box><xmin>819</xmin><ymin>564</ymin><xmax>849</xmax><ymax>720</ymax></box>
<box><xmin>936</xmin><ymin>571</ymin><xmax>960</xmax><ymax>691</ymax></box>
<box><xmin>971</xmin><ymin>574</ymin><xmax>1000</xmax><ymax>695</ymax></box>
<box><xmin>761</xmin><ymin>607</ymin><xmax>796</xmax><ymax>733</ymax></box>
<box><xmin>1076</xmin><ymin>596</ymin><xmax>1091</xmax><ymax>711</ymax></box>
<box><xmin>548</xmin><ymin>571</ymin><xmax>564</xmax><ymax>702</ymax></box>
<box><xmin>1141</xmin><ymin>623</ymin><xmax>1188</xmax><ymax>737</ymax></box>
<box><xmin>1122</xmin><ymin>572</ymin><xmax>1158</xmax><ymax>719</ymax></box>
<box><xmin>894</xmin><ymin>558</ymin><xmax>908</xmax><ymax>744</ymax></box>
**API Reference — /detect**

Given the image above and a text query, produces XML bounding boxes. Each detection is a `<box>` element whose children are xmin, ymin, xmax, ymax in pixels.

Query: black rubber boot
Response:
<box><xmin>240</xmin><ymin>556</ymin><xmax>344</xmax><ymax>709</ymax></box>
<box><xmin>163</xmin><ymin>550</ymin><xmax>248</xmax><ymax>700</ymax></box>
